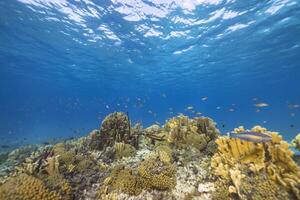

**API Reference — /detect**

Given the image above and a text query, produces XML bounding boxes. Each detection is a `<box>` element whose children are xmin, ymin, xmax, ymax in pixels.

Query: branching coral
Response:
<box><xmin>0</xmin><ymin>174</ymin><xmax>62</xmax><ymax>200</ymax></box>
<box><xmin>45</xmin><ymin>155</ymin><xmax>60</xmax><ymax>176</ymax></box>
<box><xmin>211</xmin><ymin>126</ymin><xmax>300</xmax><ymax>199</ymax></box>
<box><xmin>229</xmin><ymin>168</ymin><xmax>245</xmax><ymax>199</ymax></box>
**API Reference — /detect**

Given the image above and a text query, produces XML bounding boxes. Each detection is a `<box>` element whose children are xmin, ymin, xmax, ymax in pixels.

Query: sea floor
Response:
<box><xmin>0</xmin><ymin>112</ymin><xmax>299</xmax><ymax>200</ymax></box>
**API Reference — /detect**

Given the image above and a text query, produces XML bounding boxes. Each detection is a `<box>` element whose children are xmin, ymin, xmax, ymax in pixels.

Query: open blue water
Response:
<box><xmin>0</xmin><ymin>0</ymin><xmax>300</xmax><ymax>149</ymax></box>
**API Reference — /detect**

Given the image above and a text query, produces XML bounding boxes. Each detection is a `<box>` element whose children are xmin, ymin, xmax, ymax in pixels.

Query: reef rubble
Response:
<box><xmin>0</xmin><ymin>112</ymin><xmax>299</xmax><ymax>200</ymax></box>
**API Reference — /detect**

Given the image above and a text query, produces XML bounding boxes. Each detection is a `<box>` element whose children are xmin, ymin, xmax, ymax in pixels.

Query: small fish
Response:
<box><xmin>161</xmin><ymin>93</ymin><xmax>167</xmax><ymax>98</ymax></box>
<box><xmin>229</xmin><ymin>131</ymin><xmax>272</xmax><ymax>143</ymax></box>
<box><xmin>290</xmin><ymin>124</ymin><xmax>294</xmax><ymax>128</ymax></box>
<box><xmin>256</xmin><ymin>109</ymin><xmax>261</xmax><ymax>113</ymax></box>
<box><xmin>117</xmin><ymin>103</ymin><xmax>121</xmax><ymax>106</ymax></box>
<box><xmin>252</xmin><ymin>98</ymin><xmax>258</xmax><ymax>101</ymax></box>
<box><xmin>288</xmin><ymin>104</ymin><xmax>300</xmax><ymax>109</ymax></box>
<box><xmin>187</xmin><ymin>106</ymin><xmax>193</xmax><ymax>110</ymax></box>
<box><xmin>222</xmin><ymin>124</ymin><xmax>225</xmax><ymax>128</ymax></box>
<box><xmin>290</xmin><ymin>113</ymin><xmax>295</xmax><ymax>117</ymax></box>
<box><xmin>42</xmin><ymin>142</ymin><xmax>50</xmax><ymax>145</ymax></box>
<box><xmin>196</xmin><ymin>112</ymin><xmax>202</xmax><ymax>115</ymax></box>
<box><xmin>229</xmin><ymin>108</ymin><xmax>235</xmax><ymax>112</ymax></box>
<box><xmin>201</xmin><ymin>97</ymin><xmax>208</xmax><ymax>101</ymax></box>
<box><xmin>255</xmin><ymin>103</ymin><xmax>269</xmax><ymax>107</ymax></box>
<box><xmin>216</xmin><ymin>106</ymin><xmax>221</xmax><ymax>110</ymax></box>
<box><xmin>263</xmin><ymin>120</ymin><xmax>267</xmax><ymax>124</ymax></box>
<box><xmin>105</xmin><ymin>105</ymin><xmax>109</xmax><ymax>109</ymax></box>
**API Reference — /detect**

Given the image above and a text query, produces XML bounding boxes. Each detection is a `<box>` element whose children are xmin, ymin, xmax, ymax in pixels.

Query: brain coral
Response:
<box><xmin>0</xmin><ymin>174</ymin><xmax>62</xmax><ymax>200</ymax></box>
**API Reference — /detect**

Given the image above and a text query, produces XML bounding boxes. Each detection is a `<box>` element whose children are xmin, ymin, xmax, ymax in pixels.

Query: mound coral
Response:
<box><xmin>44</xmin><ymin>174</ymin><xmax>72</xmax><ymax>199</ymax></box>
<box><xmin>100</xmin><ymin>152</ymin><xmax>176</xmax><ymax>196</ymax></box>
<box><xmin>241</xmin><ymin>175</ymin><xmax>290</xmax><ymax>200</ymax></box>
<box><xmin>0</xmin><ymin>174</ymin><xmax>62</xmax><ymax>200</ymax></box>
<box><xmin>211</xmin><ymin>126</ymin><xmax>300</xmax><ymax>199</ymax></box>
<box><xmin>163</xmin><ymin>114</ymin><xmax>219</xmax><ymax>150</ymax></box>
<box><xmin>88</xmin><ymin>112</ymin><xmax>139</xmax><ymax>150</ymax></box>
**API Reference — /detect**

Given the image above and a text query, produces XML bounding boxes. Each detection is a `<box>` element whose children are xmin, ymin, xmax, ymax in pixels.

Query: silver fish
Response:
<box><xmin>229</xmin><ymin>131</ymin><xmax>272</xmax><ymax>143</ymax></box>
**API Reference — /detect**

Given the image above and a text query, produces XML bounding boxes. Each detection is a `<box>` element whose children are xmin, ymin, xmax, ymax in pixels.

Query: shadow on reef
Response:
<box><xmin>0</xmin><ymin>112</ymin><xmax>299</xmax><ymax>200</ymax></box>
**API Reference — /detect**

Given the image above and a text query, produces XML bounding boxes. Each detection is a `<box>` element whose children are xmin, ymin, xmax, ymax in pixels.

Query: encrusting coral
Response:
<box><xmin>211</xmin><ymin>125</ymin><xmax>300</xmax><ymax>199</ymax></box>
<box><xmin>0</xmin><ymin>174</ymin><xmax>62</xmax><ymax>200</ymax></box>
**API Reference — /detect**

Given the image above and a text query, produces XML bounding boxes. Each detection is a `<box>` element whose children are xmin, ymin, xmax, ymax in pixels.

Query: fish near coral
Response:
<box><xmin>228</xmin><ymin>131</ymin><xmax>272</xmax><ymax>143</ymax></box>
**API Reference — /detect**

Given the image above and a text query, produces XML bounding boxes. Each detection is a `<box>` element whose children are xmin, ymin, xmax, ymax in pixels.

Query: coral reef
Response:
<box><xmin>88</xmin><ymin>112</ymin><xmax>139</xmax><ymax>151</ymax></box>
<box><xmin>241</xmin><ymin>175</ymin><xmax>290</xmax><ymax>200</ymax></box>
<box><xmin>163</xmin><ymin>114</ymin><xmax>219</xmax><ymax>150</ymax></box>
<box><xmin>0</xmin><ymin>113</ymin><xmax>299</xmax><ymax>200</ymax></box>
<box><xmin>292</xmin><ymin>133</ymin><xmax>300</xmax><ymax>151</ymax></box>
<box><xmin>0</xmin><ymin>174</ymin><xmax>62</xmax><ymax>200</ymax></box>
<box><xmin>211</xmin><ymin>125</ymin><xmax>300</xmax><ymax>199</ymax></box>
<box><xmin>114</xmin><ymin>142</ymin><xmax>136</xmax><ymax>159</ymax></box>
<box><xmin>100</xmin><ymin>153</ymin><xmax>176</xmax><ymax>196</ymax></box>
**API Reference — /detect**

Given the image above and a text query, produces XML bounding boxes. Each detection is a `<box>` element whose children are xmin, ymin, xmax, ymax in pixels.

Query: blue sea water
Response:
<box><xmin>0</xmin><ymin>0</ymin><xmax>300</xmax><ymax>150</ymax></box>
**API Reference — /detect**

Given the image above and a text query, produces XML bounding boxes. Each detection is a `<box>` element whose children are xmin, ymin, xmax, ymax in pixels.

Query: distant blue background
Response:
<box><xmin>0</xmin><ymin>0</ymin><xmax>300</xmax><ymax>149</ymax></box>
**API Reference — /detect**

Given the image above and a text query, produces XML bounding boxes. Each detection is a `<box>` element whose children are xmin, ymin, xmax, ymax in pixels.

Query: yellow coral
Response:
<box><xmin>45</xmin><ymin>174</ymin><xmax>72</xmax><ymax>199</ymax></box>
<box><xmin>46</xmin><ymin>155</ymin><xmax>60</xmax><ymax>176</ymax></box>
<box><xmin>101</xmin><ymin>154</ymin><xmax>176</xmax><ymax>196</ymax></box>
<box><xmin>164</xmin><ymin>115</ymin><xmax>212</xmax><ymax>150</ymax></box>
<box><xmin>241</xmin><ymin>175</ymin><xmax>290</xmax><ymax>200</ymax></box>
<box><xmin>291</xmin><ymin>133</ymin><xmax>300</xmax><ymax>151</ymax></box>
<box><xmin>53</xmin><ymin>143</ymin><xmax>76</xmax><ymax>166</ymax></box>
<box><xmin>0</xmin><ymin>174</ymin><xmax>62</xmax><ymax>200</ymax></box>
<box><xmin>229</xmin><ymin>168</ymin><xmax>245</xmax><ymax>199</ymax></box>
<box><xmin>154</xmin><ymin>145</ymin><xmax>173</xmax><ymax>164</ymax></box>
<box><xmin>211</xmin><ymin>125</ymin><xmax>300</xmax><ymax>199</ymax></box>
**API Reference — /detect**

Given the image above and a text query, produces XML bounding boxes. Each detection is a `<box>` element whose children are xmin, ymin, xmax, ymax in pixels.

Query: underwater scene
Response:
<box><xmin>1</xmin><ymin>0</ymin><xmax>300</xmax><ymax>199</ymax></box>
